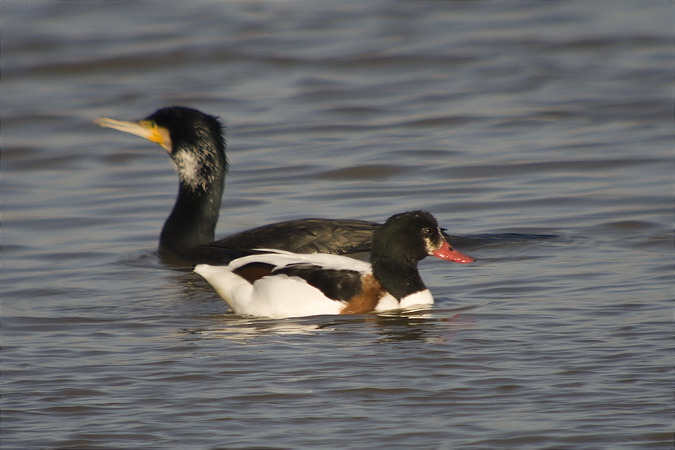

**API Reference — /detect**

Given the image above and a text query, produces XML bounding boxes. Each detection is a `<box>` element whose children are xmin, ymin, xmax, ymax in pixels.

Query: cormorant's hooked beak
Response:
<box><xmin>95</xmin><ymin>117</ymin><xmax>172</xmax><ymax>152</ymax></box>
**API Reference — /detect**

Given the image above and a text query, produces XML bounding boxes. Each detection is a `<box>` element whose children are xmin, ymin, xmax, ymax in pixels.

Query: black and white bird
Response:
<box><xmin>194</xmin><ymin>211</ymin><xmax>474</xmax><ymax>319</ymax></box>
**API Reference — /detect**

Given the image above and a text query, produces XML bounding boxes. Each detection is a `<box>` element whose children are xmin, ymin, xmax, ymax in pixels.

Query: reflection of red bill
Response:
<box><xmin>432</xmin><ymin>240</ymin><xmax>475</xmax><ymax>263</ymax></box>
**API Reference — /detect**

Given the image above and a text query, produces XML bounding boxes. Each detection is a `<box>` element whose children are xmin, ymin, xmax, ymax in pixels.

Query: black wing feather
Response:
<box><xmin>275</xmin><ymin>265</ymin><xmax>363</xmax><ymax>302</ymax></box>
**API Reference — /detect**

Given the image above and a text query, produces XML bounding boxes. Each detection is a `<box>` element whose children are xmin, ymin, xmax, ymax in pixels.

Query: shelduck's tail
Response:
<box><xmin>194</xmin><ymin>264</ymin><xmax>253</xmax><ymax>313</ymax></box>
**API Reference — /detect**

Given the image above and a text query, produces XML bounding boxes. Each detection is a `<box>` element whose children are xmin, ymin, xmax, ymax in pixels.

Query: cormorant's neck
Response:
<box><xmin>371</xmin><ymin>257</ymin><xmax>426</xmax><ymax>301</ymax></box>
<box><xmin>160</xmin><ymin>183</ymin><xmax>223</xmax><ymax>257</ymax></box>
<box><xmin>159</xmin><ymin>145</ymin><xmax>226</xmax><ymax>261</ymax></box>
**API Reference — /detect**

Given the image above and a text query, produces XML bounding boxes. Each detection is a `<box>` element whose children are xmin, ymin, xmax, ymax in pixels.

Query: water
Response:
<box><xmin>2</xmin><ymin>1</ymin><xmax>673</xmax><ymax>448</ymax></box>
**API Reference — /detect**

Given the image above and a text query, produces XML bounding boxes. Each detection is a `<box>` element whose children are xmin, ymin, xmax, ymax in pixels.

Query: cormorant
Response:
<box><xmin>96</xmin><ymin>106</ymin><xmax>379</xmax><ymax>265</ymax></box>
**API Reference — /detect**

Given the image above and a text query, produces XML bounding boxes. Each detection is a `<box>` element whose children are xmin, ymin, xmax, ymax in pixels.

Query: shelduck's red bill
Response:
<box><xmin>432</xmin><ymin>240</ymin><xmax>475</xmax><ymax>263</ymax></box>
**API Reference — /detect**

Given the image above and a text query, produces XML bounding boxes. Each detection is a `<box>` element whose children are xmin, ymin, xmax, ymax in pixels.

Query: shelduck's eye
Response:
<box><xmin>422</xmin><ymin>227</ymin><xmax>434</xmax><ymax>237</ymax></box>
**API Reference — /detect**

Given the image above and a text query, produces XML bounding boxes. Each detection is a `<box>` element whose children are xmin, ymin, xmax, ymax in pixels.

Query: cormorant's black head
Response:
<box><xmin>97</xmin><ymin>106</ymin><xmax>228</xmax><ymax>194</ymax></box>
<box><xmin>144</xmin><ymin>106</ymin><xmax>228</xmax><ymax>194</ymax></box>
<box><xmin>145</xmin><ymin>107</ymin><xmax>225</xmax><ymax>158</ymax></box>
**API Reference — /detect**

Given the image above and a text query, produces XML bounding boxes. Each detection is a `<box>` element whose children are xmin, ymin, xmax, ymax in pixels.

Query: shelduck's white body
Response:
<box><xmin>195</xmin><ymin>251</ymin><xmax>436</xmax><ymax>319</ymax></box>
<box><xmin>195</xmin><ymin>211</ymin><xmax>474</xmax><ymax>319</ymax></box>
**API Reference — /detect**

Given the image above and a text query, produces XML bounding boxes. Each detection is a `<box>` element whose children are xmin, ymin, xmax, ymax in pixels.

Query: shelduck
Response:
<box><xmin>195</xmin><ymin>211</ymin><xmax>474</xmax><ymax>319</ymax></box>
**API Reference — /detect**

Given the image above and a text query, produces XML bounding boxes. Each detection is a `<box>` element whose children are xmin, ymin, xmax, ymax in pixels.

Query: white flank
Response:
<box><xmin>195</xmin><ymin>263</ymin><xmax>346</xmax><ymax>319</ymax></box>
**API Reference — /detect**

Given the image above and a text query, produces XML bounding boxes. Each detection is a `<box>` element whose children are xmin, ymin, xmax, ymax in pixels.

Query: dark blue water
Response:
<box><xmin>2</xmin><ymin>1</ymin><xmax>672</xmax><ymax>448</ymax></box>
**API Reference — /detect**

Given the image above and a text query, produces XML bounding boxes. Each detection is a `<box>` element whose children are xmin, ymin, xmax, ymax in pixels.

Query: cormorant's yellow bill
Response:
<box><xmin>95</xmin><ymin>117</ymin><xmax>172</xmax><ymax>152</ymax></box>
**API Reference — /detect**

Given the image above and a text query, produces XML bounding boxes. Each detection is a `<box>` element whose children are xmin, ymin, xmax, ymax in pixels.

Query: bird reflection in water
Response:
<box><xmin>181</xmin><ymin>309</ymin><xmax>474</xmax><ymax>345</ymax></box>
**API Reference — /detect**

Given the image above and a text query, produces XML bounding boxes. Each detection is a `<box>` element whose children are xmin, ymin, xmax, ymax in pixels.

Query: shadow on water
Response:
<box><xmin>180</xmin><ymin>305</ymin><xmax>478</xmax><ymax>345</ymax></box>
<box><xmin>366</xmin><ymin>309</ymin><xmax>477</xmax><ymax>344</ymax></box>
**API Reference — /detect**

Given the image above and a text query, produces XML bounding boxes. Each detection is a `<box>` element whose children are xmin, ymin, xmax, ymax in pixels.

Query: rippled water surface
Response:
<box><xmin>2</xmin><ymin>1</ymin><xmax>673</xmax><ymax>448</ymax></box>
